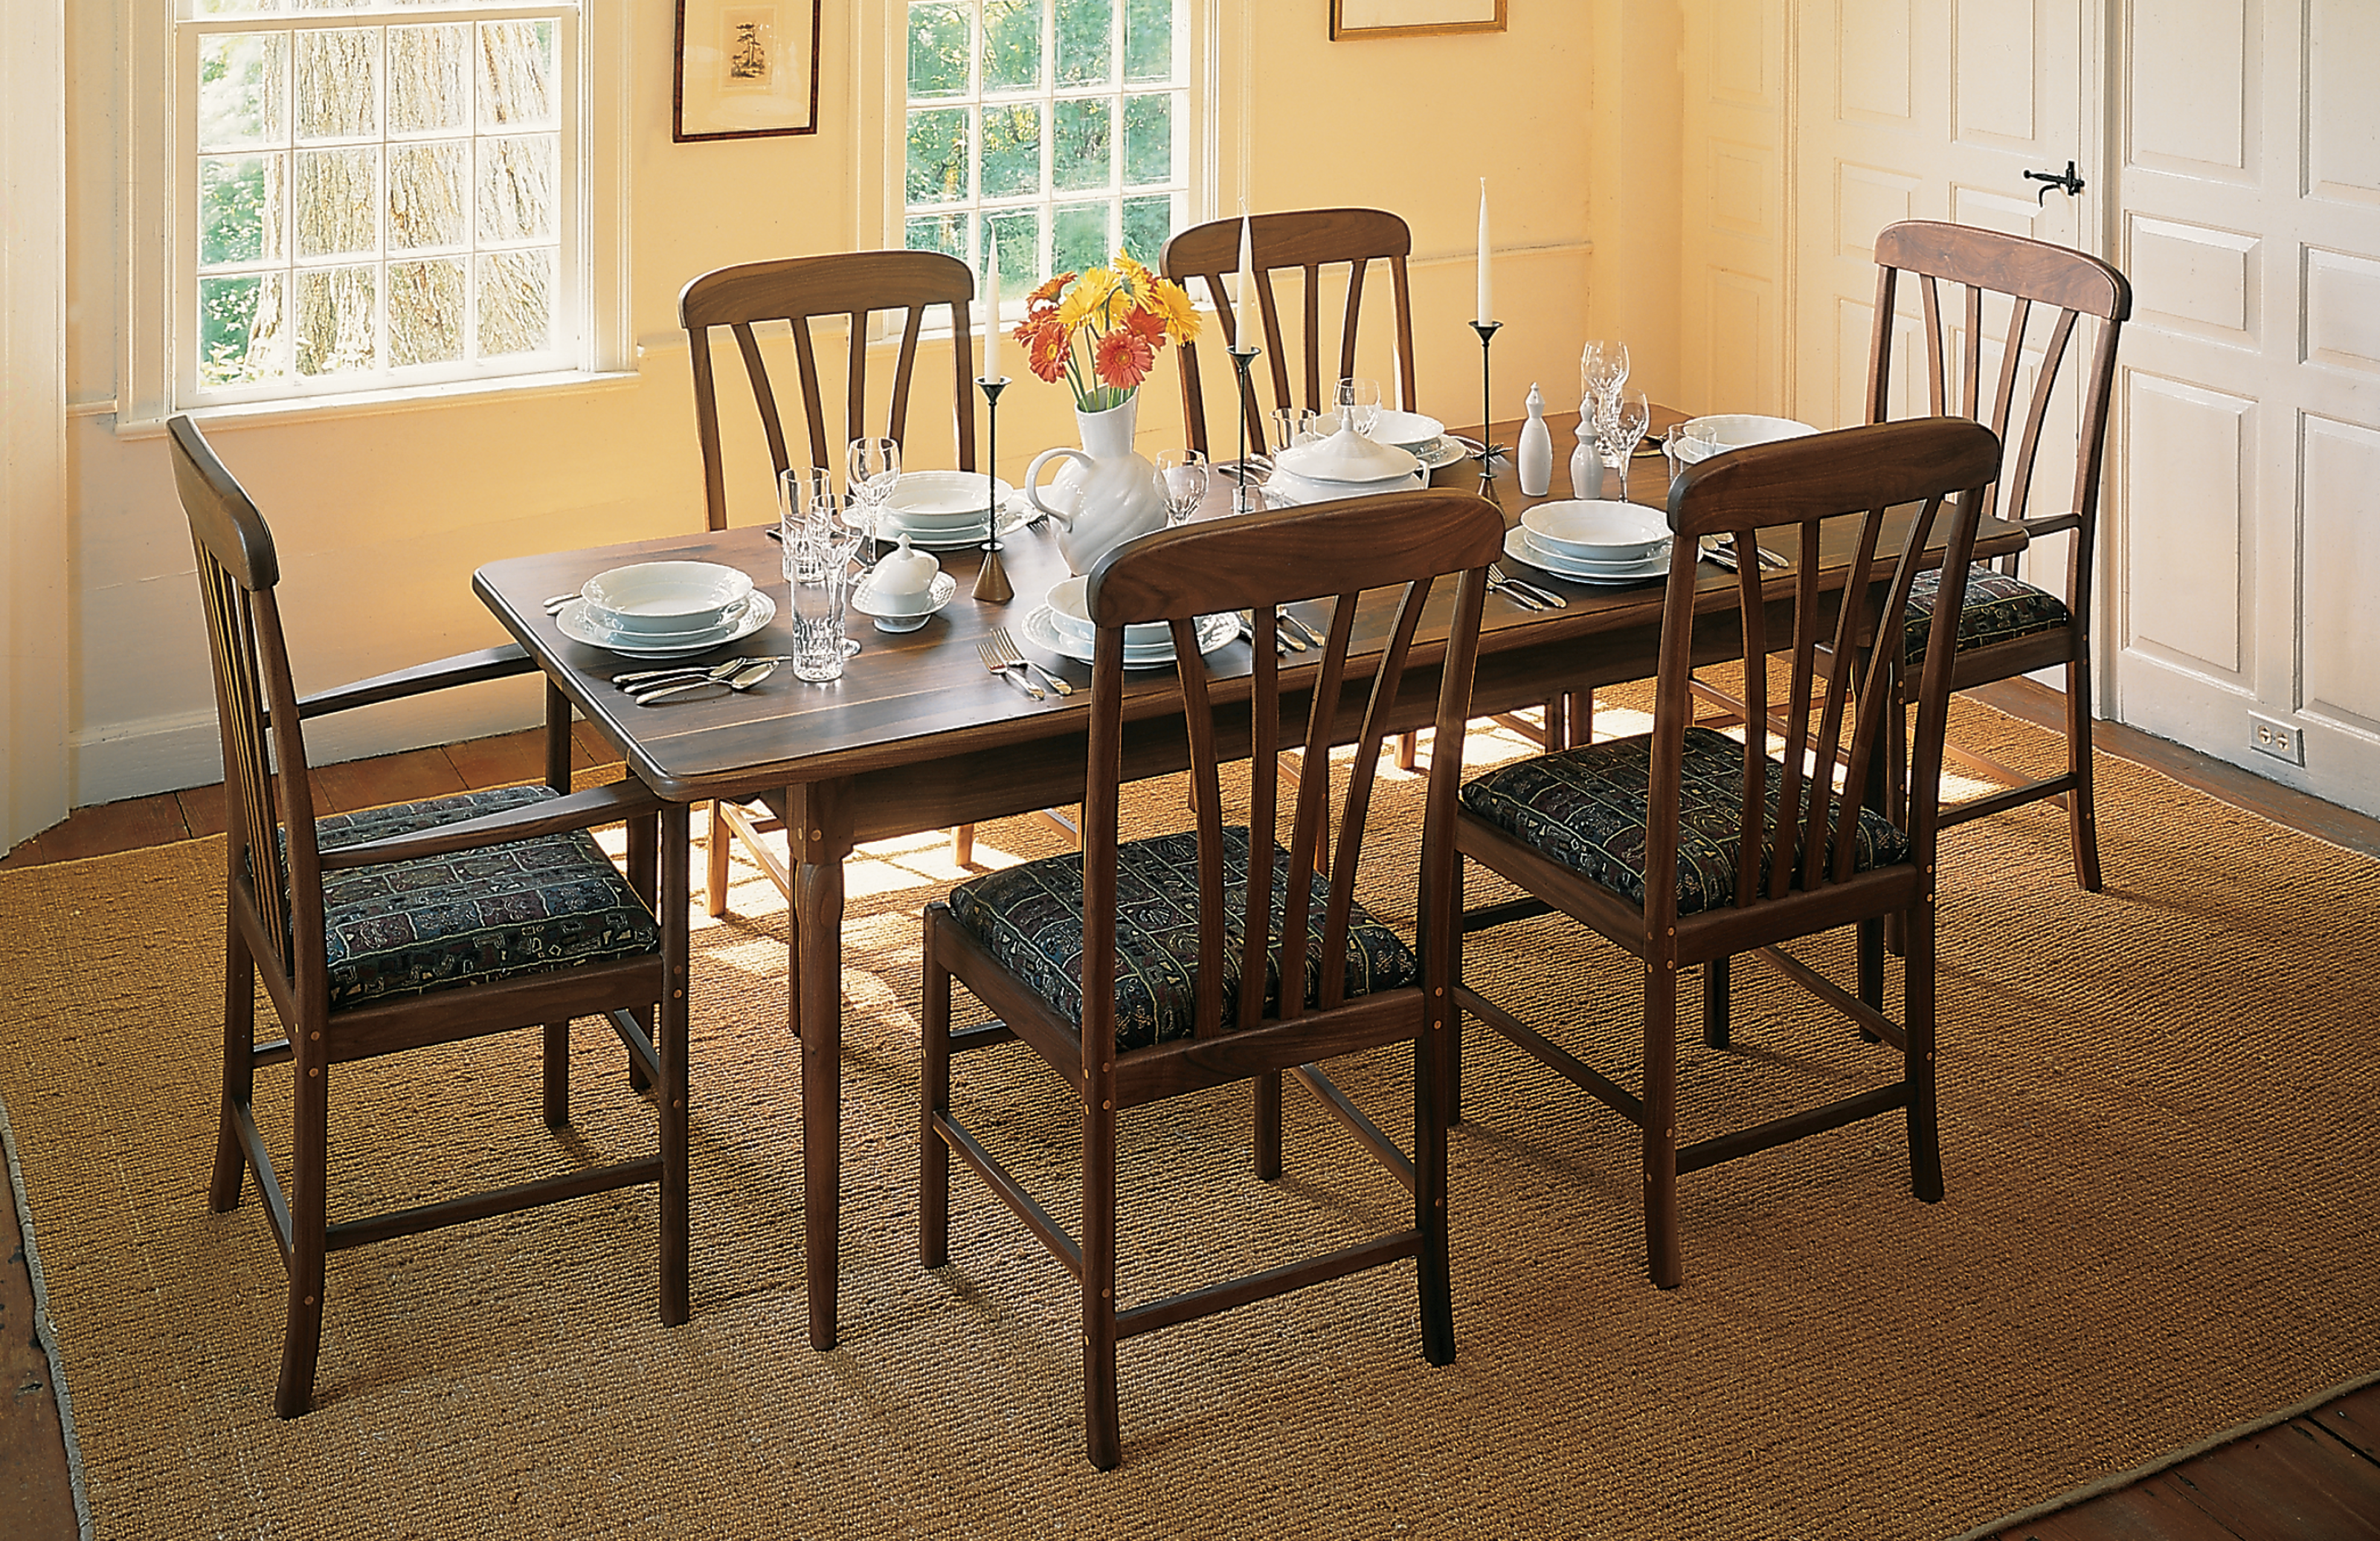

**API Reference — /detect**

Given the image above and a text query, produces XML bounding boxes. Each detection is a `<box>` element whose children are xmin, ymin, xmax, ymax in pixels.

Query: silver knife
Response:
<box><xmin>1503</xmin><ymin>573</ymin><xmax>1568</xmax><ymax>608</ymax></box>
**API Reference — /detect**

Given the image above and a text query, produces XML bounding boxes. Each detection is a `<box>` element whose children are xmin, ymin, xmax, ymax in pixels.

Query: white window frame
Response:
<box><xmin>123</xmin><ymin>0</ymin><xmax>631</xmax><ymax>431</ymax></box>
<box><xmin>856</xmin><ymin>0</ymin><xmax>1249</xmax><ymax>335</ymax></box>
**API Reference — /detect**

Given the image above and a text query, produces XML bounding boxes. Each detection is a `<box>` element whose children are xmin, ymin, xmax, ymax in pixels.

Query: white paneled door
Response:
<box><xmin>1790</xmin><ymin>0</ymin><xmax>2087</xmax><ymax>434</ymax></box>
<box><xmin>2111</xmin><ymin>0</ymin><xmax>2380</xmax><ymax>816</ymax></box>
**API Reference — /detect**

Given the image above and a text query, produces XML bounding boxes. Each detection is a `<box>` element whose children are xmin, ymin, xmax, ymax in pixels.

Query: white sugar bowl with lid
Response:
<box><xmin>851</xmin><ymin>535</ymin><xmax>953</xmax><ymax>633</ymax></box>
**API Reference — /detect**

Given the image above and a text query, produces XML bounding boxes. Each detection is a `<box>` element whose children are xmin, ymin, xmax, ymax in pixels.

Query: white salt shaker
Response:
<box><xmin>1517</xmin><ymin>382</ymin><xmax>1551</xmax><ymax>497</ymax></box>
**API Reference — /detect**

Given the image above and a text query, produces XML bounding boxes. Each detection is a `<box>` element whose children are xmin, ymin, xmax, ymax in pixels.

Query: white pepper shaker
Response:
<box><xmin>1517</xmin><ymin>382</ymin><xmax>1551</xmax><ymax>497</ymax></box>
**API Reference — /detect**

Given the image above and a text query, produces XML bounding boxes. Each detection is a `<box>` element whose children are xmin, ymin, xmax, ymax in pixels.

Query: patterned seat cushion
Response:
<box><xmin>945</xmin><ymin>827</ymin><xmax>1420</xmax><ymax>1052</ymax></box>
<box><xmin>304</xmin><ymin>786</ymin><xmax>661</xmax><ymax>1011</ymax></box>
<box><xmin>1903</xmin><ymin>562</ymin><xmax>2071</xmax><ymax>666</ymax></box>
<box><xmin>1458</xmin><ymin>726</ymin><xmax>1910</xmax><ymax>914</ymax></box>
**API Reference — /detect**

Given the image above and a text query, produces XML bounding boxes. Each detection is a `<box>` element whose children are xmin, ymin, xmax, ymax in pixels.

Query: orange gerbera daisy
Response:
<box><xmin>1093</xmin><ymin>324</ymin><xmax>1157</xmax><ymax>391</ymax></box>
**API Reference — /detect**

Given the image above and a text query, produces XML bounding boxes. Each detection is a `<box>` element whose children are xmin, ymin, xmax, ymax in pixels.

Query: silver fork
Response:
<box><xmin>977</xmin><ymin>639</ymin><xmax>1043</xmax><ymax>701</ymax></box>
<box><xmin>990</xmin><ymin>626</ymin><xmax>1072</xmax><ymax>696</ymax></box>
<box><xmin>1485</xmin><ymin>564</ymin><xmax>1550</xmax><ymax>610</ymax></box>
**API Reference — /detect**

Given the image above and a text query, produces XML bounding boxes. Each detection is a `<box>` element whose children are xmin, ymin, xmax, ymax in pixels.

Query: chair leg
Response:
<box><xmin>1447</xmin><ymin>860</ymin><xmax>1465</xmax><ymax>1126</ymax></box>
<box><xmin>1904</xmin><ymin>899</ymin><xmax>1943</xmax><ymax>1203</ymax></box>
<box><xmin>1857</xmin><ymin>918</ymin><xmax>1885</xmax><ymax>1024</ymax></box>
<box><xmin>274</xmin><ymin>1056</ymin><xmax>330</xmax><ymax>1418</ymax></box>
<box><xmin>541</xmin><ymin>1020</ymin><xmax>570</xmax><ymax>1127</ymax></box>
<box><xmin>919</xmin><ymin>933</ymin><xmax>953</xmax><ymax>1269</ymax></box>
<box><xmin>1566</xmin><ymin>689</ymin><xmax>1594</xmax><ymax>747</ymax></box>
<box><xmin>1701</xmin><ymin>955</ymin><xmax>1731</xmax><ymax>1049</ymax></box>
<box><xmin>1253</xmin><ymin>1072</ymin><xmax>1283</xmax><ymax>1180</ymax></box>
<box><xmin>2066</xmin><ymin>657</ymin><xmax>2104</xmax><ymax>892</ymax></box>
<box><xmin>210</xmin><ymin>919</ymin><xmax>255</xmax><ymax>1212</ymax></box>
<box><xmin>1081</xmin><ymin>1095</ymin><xmax>1123</xmax><ymax>1470</ymax></box>
<box><xmin>1642</xmin><ymin>962</ymin><xmax>1682</xmax><ymax>1290</ymax></box>
<box><xmin>626</xmin><ymin>815</ymin><xmax>659</xmax><ymax>1094</ymax></box>
<box><xmin>951</xmin><ymin>823</ymin><xmax>976</xmax><ymax>866</ymax></box>
<box><xmin>704</xmin><ymin>800</ymin><xmax>732</xmax><ymax>919</ymax></box>
<box><xmin>1395</xmin><ymin>730</ymin><xmax>1418</xmax><ymax>772</ymax></box>
<box><xmin>1414</xmin><ymin>1028</ymin><xmax>1456</xmax><ymax>1366</ymax></box>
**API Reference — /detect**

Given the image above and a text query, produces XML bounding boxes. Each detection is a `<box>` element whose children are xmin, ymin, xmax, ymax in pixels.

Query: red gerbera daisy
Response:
<box><xmin>1092</xmin><ymin>324</ymin><xmax>1156</xmax><ymax>391</ymax></box>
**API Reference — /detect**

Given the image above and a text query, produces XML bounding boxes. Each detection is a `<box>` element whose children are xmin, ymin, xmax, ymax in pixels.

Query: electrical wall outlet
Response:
<box><xmin>2250</xmin><ymin>712</ymin><xmax>2306</xmax><ymax>766</ymax></box>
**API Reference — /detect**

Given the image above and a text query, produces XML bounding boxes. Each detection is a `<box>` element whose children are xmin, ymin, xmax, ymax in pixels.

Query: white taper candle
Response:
<box><xmin>1476</xmin><ymin>178</ymin><xmax>1493</xmax><ymax>326</ymax></box>
<box><xmin>983</xmin><ymin>238</ymin><xmax>1001</xmax><ymax>380</ymax></box>
<box><xmin>1235</xmin><ymin>206</ymin><xmax>1254</xmax><ymax>352</ymax></box>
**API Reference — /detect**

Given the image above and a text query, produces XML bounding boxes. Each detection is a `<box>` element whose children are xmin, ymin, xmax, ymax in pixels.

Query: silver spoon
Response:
<box><xmin>611</xmin><ymin>655</ymin><xmax>787</xmax><ymax>689</ymax></box>
<box><xmin>634</xmin><ymin>658</ymin><xmax>778</xmax><ymax>705</ymax></box>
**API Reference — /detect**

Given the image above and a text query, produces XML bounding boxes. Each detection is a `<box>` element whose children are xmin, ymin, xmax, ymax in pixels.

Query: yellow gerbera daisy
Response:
<box><xmin>1057</xmin><ymin>266</ymin><xmax>1119</xmax><ymax>330</ymax></box>
<box><xmin>1145</xmin><ymin>277</ymin><xmax>1201</xmax><ymax>345</ymax></box>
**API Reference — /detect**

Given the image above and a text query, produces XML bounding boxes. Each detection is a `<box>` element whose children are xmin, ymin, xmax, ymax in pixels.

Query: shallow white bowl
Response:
<box><xmin>882</xmin><ymin>470</ymin><xmax>1014</xmax><ymax>520</ymax></box>
<box><xmin>1372</xmin><ymin>408</ymin><xmax>1445</xmax><ymax>448</ymax></box>
<box><xmin>1045</xmin><ymin>576</ymin><xmax>1171</xmax><ymax>645</ymax></box>
<box><xmin>1670</xmin><ymin>414</ymin><xmax>1818</xmax><ymax>466</ymax></box>
<box><xmin>579</xmin><ymin>561</ymin><xmax>754</xmax><ymax>634</ymax></box>
<box><xmin>1518</xmin><ymin>500</ymin><xmax>1673</xmax><ymax>561</ymax></box>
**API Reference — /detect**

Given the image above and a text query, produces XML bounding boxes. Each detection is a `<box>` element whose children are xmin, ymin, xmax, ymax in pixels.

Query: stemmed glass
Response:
<box><xmin>1270</xmin><ymin>407</ymin><xmax>1319</xmax><ymax>456</ymax></box>
<box><xmin>845</xmin><ymin>437</ymin><xmax>901</xmax><ymax>569</ymax></box>
<box><xmin>1155</xmin><ymin>450</ymin><xmax>1209</xmax><ymax>526</ymax></box>
<box><xmin>1581</xmin><ymin>340</ymin><xmax>1630</xmax><ymax>405</ymax></box>
<box><xmin>1334</xmin><ymin>377</ymin><xmax>1383</xmax><ymax>439</ymax></box>
<box><xmin>1596</xmin><ymin>390</ymin><xmax>1653</xmax><ymax>503</ymax></box>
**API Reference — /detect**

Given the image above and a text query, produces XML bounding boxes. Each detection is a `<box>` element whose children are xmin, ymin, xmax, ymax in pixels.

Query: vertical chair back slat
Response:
<box><xmin>1160</xmin><ymin>210</ymin><xmax>1418</xmax><ymax>456</ymax></box>
<box><xmin>1661</xmin><ymin>420</ymin><xmax>2001</xmax><ymax>909</ymax></box>
<box><xmin>680</xmin><ymin>252</ymin><xmax>978</xmax><ymax>528</ymax></box>
<box><xmin>1081</xmin><ymin>489</ymin><xmax>1503</xmax><ymax>1067</ymax></box>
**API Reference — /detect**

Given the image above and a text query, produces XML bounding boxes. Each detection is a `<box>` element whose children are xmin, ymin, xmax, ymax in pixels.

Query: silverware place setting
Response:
<box><xmin>630</xmin><ymin>657</ymin><xmax>780</xmax><ymax>705</ymax></box>
<box><xmin>989</xmin><ymin>626</ymin><xmax>1072</xmax><ymax>697</ymax></box>
<box><xmin>977</xmin><ymin>640</ymin><xmax>1044</xmax><ymax>701</ymax></box>
<box><xmin>1487</xmin><ymin>564</ymin><xmax>1566</xmax><ymax>610</ymax></box>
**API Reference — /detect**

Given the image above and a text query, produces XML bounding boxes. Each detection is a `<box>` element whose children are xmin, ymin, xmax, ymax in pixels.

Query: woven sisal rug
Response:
<box><xmin>2</xmin><ymin>701</ymin><xmax>2376</xmax><ymax>1539</ymax></box>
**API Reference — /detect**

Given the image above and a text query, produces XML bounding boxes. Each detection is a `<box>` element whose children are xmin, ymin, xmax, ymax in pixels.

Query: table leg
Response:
<box><xmin>789</xmin><ymin>780</ymin><xmax>855</xmax><ymax>1350</ymax></box>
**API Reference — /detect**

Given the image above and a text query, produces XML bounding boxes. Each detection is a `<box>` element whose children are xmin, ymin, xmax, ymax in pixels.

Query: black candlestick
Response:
<box><xmin>972</xmin><ymin>376</ymin><xmax>1013</xmax><ymax>603</ymax></box>
<box><xmin>1229</xmin><ymin>344</ymin><xmax>1261</xmax><ymax>512</ymax></box>
<box><xmin>1470</xmin><ymin>319</ymin><xmax>1505</xmax><ymax>488</ymax></box>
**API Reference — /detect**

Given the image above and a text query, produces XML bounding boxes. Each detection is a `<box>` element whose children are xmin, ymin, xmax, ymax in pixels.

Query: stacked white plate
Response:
<box><xmin>1668</xmin><ymin>414</ymin><xmax>1818</xmax><ymax>467</ymax></box>
<box><xmin>559</xmin><ymin>560</ymin><xmax>775</xmax><ymax>656</ymax></box>
<box><xmin>1264</xmin><ymin>425</ymin><xmax>1427</xmax><ymax>506</ymax></box>
<box><xmin>1308</xmin><ymin>408</ymin><xmax>1461</xmax><ymax>469</ymax></box>
<box><xmin>872</xmin><ymin>470</ymin><xmax>1029</xmax><ymax>550</ymax></box>
<box><xmin>1503</xmin><ymin>501</ymin><xmax>1677</xmax><ymax>585</ymax></box>
<box><xmin>1023</xmin><ymin>576</ymin><xmax>1238</xmax><ymax>668</ymax></box>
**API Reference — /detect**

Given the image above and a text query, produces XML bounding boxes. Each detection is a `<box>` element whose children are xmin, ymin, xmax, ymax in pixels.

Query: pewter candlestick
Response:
<box><xmin>1229</xmin><ymin>344</ymin><xmax>1261</xmax><ymax>513</ymax></box>
<box><xmin>971</xmin><ymin>376</ymin><xmax>1014</xmax><ymax>603</ymax></box>
<box><xmin>1470</xmin><ymin>320</ymin><xmax>1505</xmax><ymax>491</ymax></box>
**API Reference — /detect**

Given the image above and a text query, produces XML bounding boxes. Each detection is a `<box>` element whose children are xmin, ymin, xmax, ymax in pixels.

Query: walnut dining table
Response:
<box><xmin>472</xmin><ymin>413</ymin><xmax>2022</xmax><ymax>1352</ymax></box>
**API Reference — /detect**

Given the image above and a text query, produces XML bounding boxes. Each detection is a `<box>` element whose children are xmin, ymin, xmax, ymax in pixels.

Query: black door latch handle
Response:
<box><xmin>2024</xmin><ymin>160</ymin><xmax>2085</xmax><ymax>205</ymax></box>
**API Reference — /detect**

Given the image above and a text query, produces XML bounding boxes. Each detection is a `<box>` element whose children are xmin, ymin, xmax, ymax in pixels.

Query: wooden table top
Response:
<box><xmin>475</xmin><ymin>411</ymin><xmax>2016</xmax><ymax>828</ymax></box>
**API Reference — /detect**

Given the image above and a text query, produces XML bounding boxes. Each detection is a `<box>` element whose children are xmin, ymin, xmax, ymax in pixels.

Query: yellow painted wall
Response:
<box><xmin>57</xmin><ymin>1</ymin><xmax>1644</xmax><ymax>804</ymax></box>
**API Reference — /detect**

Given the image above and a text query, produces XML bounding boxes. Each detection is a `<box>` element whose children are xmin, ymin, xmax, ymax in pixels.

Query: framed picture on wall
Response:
<box><xmin>1330</xmin><ymin>0</ymin><xmax>1506</xmax><ymax>39</ymax></box>
<box><xmin>673</xmin><ymin>0</ymin><xmax>821</xmax><ymax>141</ymax></box>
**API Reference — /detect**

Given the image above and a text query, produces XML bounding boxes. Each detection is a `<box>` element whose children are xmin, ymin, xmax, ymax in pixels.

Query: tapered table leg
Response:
<box><xmin>790</xmin><ymin>780</ymin><xmax>855</xmax><ymax>1350</ymax></box>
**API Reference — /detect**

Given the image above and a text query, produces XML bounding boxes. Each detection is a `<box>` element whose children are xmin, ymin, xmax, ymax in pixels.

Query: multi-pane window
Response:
<box><xmin>178</xmin><ymin>0</ymin><xmax>579</xmax><ymax>404</ymax></box>
<box><xmin>901</xmin><ymin>0</ymin><xmax>1187</xmax><ymax>297</ymax></box>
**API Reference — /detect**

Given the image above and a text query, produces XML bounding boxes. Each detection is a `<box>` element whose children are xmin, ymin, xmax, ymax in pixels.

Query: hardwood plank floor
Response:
<box><xmin>3</xmin><ymin>707</ymin><xmax>2375</xmax><ymax>1538</ymax></box>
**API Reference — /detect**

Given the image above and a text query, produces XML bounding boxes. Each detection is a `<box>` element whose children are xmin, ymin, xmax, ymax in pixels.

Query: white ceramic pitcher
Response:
<box><xmin>1024</xmin><ymin>397</ymin><xmax>1168</xmax><ymax>576</ymax></box>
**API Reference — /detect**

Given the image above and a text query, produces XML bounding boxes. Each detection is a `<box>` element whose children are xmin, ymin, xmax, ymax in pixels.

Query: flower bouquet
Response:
<box><xmin>1013</xmin><ymin>253</ymin><xmax>1200</xmax><ymax>413</ymax></box>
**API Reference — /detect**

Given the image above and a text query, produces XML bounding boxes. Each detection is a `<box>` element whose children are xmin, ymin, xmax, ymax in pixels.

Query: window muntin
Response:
<box><xmin>177</xmin><ymin>0</ymin><xmax>581</xmax><ymax>407</ymax></box>
<box><xmin>901</xmin><ymin>0</ymin><xmax>1187</xmax><ymax>297</ymax></box>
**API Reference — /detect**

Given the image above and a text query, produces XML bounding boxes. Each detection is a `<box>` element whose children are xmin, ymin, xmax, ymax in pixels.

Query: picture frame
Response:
<box><xmin>1330</xmin><ymin>0</ymin><xmax>1506</xmax><ymax>39</ymax></box>
<box><xmin>673</xmin><ymin>0</ymin><xmax>821</xmax><ymax>142</ymax></box>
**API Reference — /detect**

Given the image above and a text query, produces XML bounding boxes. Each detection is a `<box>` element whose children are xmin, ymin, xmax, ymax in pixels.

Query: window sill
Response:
<box><xmin>109</xmin><ymin>364</ymin><xmax>645</xmax><ymax>440</ymax></box>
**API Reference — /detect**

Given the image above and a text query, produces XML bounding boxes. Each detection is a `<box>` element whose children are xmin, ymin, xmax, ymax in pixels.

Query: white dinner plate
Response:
<box><xmin>1020</xmin><ymin>605</ymin><xmax>1237</xmax><ymax>669</ymax></box>
<box><xmin>1043</xmin><ymin>576</ymin><xmax>1171</xmax><ymax>646</ymax></box>
<box><xmin>1519</xmin><ymin>527</ymin><xmax>1673</xmax><ymax>576</ymax></box>
<box><xmin>1502</xmin><ymin>527</ymin><xmax>1670</xmax><ymax>585</ymax></box>
<box><xmin>559</xmin><ymin>590</ymin><xmax>776</xmax><ymax>655</ymax></box>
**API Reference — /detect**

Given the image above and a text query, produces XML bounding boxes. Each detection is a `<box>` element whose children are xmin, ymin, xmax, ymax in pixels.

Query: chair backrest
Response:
<box><xmin>168</xmin><ymin>414</ymin><xmax>326</xmax><ymax>995</ymax></box>
<box><xmin>679</xmin><ymin>250</ymin><xmax>979</xmax><ymax>530</ymax></box>
<box><xmin>1080</xmin><ymin>489</ymin><xmax>1503</xmax><ymax>1069</ymax></box>
<box><xmin>1867</xmin><ymin>220</ymin><xmax>2130</xmax><ymax>593</ymax></box>
<box><xmin>1160</xmin><ymin>208</ymin><xmax>1418</xmax><ymax>457</ymax></box>
<box><xmin>1653</xmin><ymin>418</ymin><xmax>2003</xmax><ymax>930</ymax></box>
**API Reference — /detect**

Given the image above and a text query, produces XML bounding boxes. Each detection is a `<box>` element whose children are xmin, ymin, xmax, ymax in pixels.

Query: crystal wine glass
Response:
<box><xmin>1334</xmin><ymin>377</ymin><xmax>1383</xmax><ymax>439</ymax></box>
<box><xmin>1581</xmin><ymin>340</ymin><xmax>1631</xmax><ymax>405</ymax></box>
<box><xmin>1596</xmin><ymin>390</ymin><xmax>1652</xmax><ymax>503</ymax></box>
<box><xmin>845</xmin><ymin>436</ymin><xmax>901</xmax><ymax>569</ymax></box>
<box><xmin>1155</xmin><ymin>449</ymin><xmax>1210</xmax><ymax>526</ymax></box>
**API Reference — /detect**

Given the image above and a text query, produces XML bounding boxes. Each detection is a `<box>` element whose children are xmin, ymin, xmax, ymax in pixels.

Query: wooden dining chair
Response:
<box><xmin>170</xmin><ymin>415</ymin><xmax>691</xmax><ymax>1417</ymax></box>
<box><xmin>678</xmin><ymin>249</ymin><xmax>982</xmax><ymax>908</ymax></box>
<box><xmin>1864</xmin><ymin>220</ymin><xmax>2131</xmax><ymax>892</ymax></box>
<box><xmin>1453</xmin><ymin>417</ymin><xmax>1999</xmax><ymax>1290</ymax></box>
<box><xmin>1162</xmin><ymin>207</ymin><xmax>1561</xmax><ymax>766</ymax></box>
<box><xmin>918</xmin><ymin>486</ymin><xmax>1504</xmax><ymax>1468</ymax></box>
